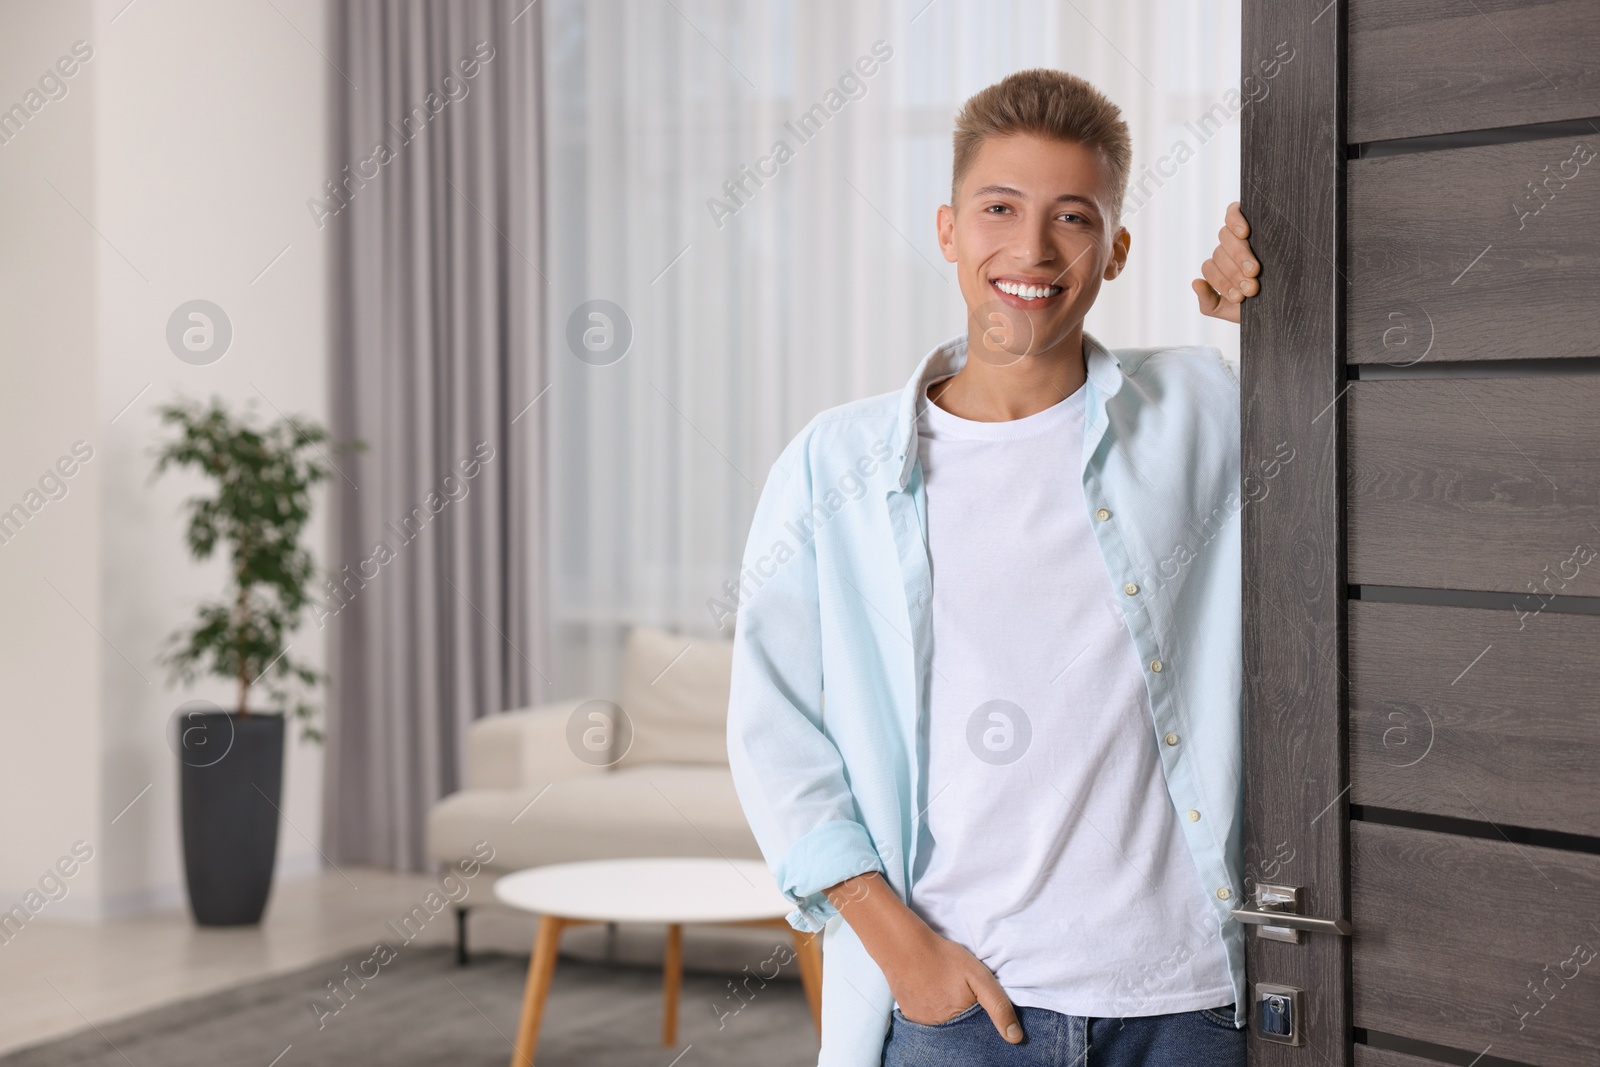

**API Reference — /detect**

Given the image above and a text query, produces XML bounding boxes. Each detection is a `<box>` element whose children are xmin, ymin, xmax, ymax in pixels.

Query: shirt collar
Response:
<box><xmin>886</xmin><ymin>330</ymin><xmax>1125</xmax><ymax>492</ymax></box>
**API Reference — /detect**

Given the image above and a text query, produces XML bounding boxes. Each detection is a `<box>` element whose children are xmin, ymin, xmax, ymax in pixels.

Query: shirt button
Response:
<box><xmin>1187</xmin><ymin>809</ymin><xmax>1201</xmax><ymax>821</ymax></box>
<box><xmin>1123</xmin><ymin>582</ymin><xmax>1139</xmax><ymax>596</ymax></box>
<box><xmin>1095</xmin><ymin>507</ymin><xmax>1111</xmax><ymax>521</ymax></box>
<box><xmin>1216</xmin><ymin>887</ymin><xmax>1231</xmax><ymax>900</ymax></box>
<box><xmin>1150</xmin><ymin>659</ymin><xmax>1163</xmax><ymax>673</ymax></box>
<box><xmin>1164</xmin><ymin>732</ymin><xmax>1179</xmax><ymax>746</ymax></box>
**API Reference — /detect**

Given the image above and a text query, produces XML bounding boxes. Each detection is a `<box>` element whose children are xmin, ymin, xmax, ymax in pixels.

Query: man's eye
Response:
<box><xmin>985</xmin><ymin>204</ymin><xmax>1010</xmax><ymax>214</ymax></box>
<box><xmin>1058</xmin><ymin>213</ymin><xmax>1084</xmax><ymax>224</ymax></box>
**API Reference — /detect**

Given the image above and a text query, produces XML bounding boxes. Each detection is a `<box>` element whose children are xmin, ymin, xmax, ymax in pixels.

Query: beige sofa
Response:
<box><xmin>427</xmin><ymin>626</ymin><xmax>763</xmax><ymax>961</ymax></box>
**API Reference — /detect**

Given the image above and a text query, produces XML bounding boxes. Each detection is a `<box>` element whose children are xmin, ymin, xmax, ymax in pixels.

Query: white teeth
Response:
<box><xmin>994</xmin><ymin>279</ymin><xmax>1061</xmax><ymax>300</ymax></box>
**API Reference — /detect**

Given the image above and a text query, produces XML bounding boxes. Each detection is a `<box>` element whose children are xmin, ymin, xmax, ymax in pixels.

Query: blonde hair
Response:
<box><xmin>951</xmin><ymin>68</ymin><xmax>1132</xmax><ymax>222</ymax></box>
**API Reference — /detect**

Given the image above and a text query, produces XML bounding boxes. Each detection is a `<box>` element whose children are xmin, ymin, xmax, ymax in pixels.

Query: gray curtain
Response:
<box><xmin>323</xmin><ymin>0</ymin><xmax>548</xmax><ymax>870</ymax></box>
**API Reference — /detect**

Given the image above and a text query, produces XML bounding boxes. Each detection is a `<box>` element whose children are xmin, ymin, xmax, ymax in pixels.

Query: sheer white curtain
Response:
<box><xmin>543</xmin><ymin>0</ymin><xmax>1241</xmax><ymax>696</ymax></box>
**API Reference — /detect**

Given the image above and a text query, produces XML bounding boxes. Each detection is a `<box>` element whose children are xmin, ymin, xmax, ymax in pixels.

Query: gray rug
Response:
<box><xmin>1</xmin><ymin>947</ymin><xmax>819</xmax><ymax>1067</ymax></box>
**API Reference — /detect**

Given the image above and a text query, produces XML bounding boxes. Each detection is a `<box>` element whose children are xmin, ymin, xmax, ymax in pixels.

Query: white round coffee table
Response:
<box><xmin>495</xmin><ymin>858</ymin><xmax>822</xmax><ymax>1064</ymax></box>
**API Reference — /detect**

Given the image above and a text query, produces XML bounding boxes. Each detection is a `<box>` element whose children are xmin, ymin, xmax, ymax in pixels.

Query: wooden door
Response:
<box><xmin>1240</xmin><ymin>2</ymin><xmax>1600</xmax><ymax>1065</ymax></box>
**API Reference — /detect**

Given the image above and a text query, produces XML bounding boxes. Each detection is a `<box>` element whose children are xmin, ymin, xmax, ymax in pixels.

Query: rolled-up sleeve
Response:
<box><xmin>726</xmin><ymin>433</ymin><xmax>885</xmax><ymax>932</ymax></box>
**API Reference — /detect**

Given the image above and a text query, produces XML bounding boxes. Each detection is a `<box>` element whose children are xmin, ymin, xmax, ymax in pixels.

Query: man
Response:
<box><xmin>727</xmin><ymin>67</ymin><xmax>1261</xmax><ymax>1066</ymax></box>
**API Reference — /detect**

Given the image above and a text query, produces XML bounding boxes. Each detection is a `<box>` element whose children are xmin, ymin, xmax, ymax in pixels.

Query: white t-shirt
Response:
<box><xmin>908</xmin><ymin>375</ymin><xmax>1235</xmax><ymax>1018</ymax></box>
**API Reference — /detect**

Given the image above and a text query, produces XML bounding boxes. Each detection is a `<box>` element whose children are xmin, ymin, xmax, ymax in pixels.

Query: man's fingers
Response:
<box><xmin>1226</xmin><ymin>199</ymin><xmax>1249</xmax><ymax>238</ymax></box>
<box><xmin>1218</xmin><ymin>226</ymin><xmax>1257</xmax><ymax>276</ymax></box>
<box><xmin>1200</xmin><ymin>258</ymin><xmax>1238</xmax><ymax>304</ymax></box>
<box><xmin>1203</xmin><ymin>252</ymin><xmax>1256</xmax><ymax>302</ymax></box>
<box><xmin>1208</xmin><ymin>245</ymin><xmax>1248</xmax><ymax>297</ymax></box>
<box><xmin>967</xmin><ymin>969</ymin><xmax>1024</xmax><ymax>1044</ymax></box>
<box><xmin>1212</xmin><ymin>241</ymin><xmax>1259</xmax><ymax>298</ymax></box>
<box><xmin>1193</xmin><ymin>277</ymin><xmax>1240</xmax><ymax>324</ymax></box>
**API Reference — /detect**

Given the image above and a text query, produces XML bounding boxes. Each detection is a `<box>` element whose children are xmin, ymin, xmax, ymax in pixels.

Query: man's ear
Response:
<box><xmin>936</xmin><ymin>203</ymin><xmax>957</xmax><ymax>263</ymax></box>
<box><xmin>1102</xmin><ymin>225</ymin><xmax>1131</xmax><ymax>281</ymax></box>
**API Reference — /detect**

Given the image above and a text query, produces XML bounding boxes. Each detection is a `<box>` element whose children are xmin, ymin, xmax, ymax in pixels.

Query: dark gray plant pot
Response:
<box><xmin>176</xmin><ymin>710</ymin><xmax>284</xmax><ymax>926</ymax></box>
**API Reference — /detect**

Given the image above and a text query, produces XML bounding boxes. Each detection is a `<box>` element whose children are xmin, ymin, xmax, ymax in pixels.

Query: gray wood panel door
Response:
<box><xmin>1241</xmin><ymin>2</ymin><xmax>1600</xmax><ymax>1065</ymax></box>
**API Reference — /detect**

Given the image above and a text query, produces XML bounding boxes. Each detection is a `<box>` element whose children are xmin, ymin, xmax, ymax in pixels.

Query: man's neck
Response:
<box><xmin>928</xmin><ymin>322</ymin><xmax>1088</xmax><ymax>422</ymax></box>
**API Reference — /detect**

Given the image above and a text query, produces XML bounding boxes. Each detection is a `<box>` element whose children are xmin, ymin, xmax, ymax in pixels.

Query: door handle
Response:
<box><xmin>1231</xmin><ymin>909</ymin><xmax>1353</xmax><ymax>935</ymax></box>
<box><xmin>1230</xmin><ymin>882</ymin><xmax>1352</xmax><ymax>942</ymax></box>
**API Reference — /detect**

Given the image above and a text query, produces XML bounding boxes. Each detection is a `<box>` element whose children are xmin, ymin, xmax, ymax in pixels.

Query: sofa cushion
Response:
<box><xmin>466</xmin><ymin>701</ymin><xmax>611</xmax><ymax>790</ymax></box>
<box><xmin>614</xmin><ymin>627</ymin><xmax>734</xmax><ymax>767</ymax></box>
<box><xmin>427</xmin><ymin>764</ymin><xmax>762</xmax><ymax>874</ymax></box>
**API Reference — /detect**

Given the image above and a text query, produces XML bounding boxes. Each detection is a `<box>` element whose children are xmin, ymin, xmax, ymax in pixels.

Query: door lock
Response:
<box><xmin>1230</xmin><ymin>882</ymin><xmax>1353</xmax><ymax>943</ymax></box>
<box><xmin>1253</xmin><ymin>983</ymin><xmax>1303</xmax><ymax>1046</ymax></box>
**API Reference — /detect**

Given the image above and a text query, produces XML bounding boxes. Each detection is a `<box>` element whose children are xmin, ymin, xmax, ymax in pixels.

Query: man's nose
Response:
<box><xmin>1012</xmin><ymin>219</ymin><xmax>1057</xmax><ymax>266</ymax></box>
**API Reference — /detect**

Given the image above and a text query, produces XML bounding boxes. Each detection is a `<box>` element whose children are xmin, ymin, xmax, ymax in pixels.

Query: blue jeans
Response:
<box><xmin>881</xmin><ymin>1001</ymin><xmax>1245</xmax><ymax>1066</ymax></box>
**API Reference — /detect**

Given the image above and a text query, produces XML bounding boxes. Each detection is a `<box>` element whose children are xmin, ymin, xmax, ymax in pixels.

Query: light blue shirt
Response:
<box><xmin>727</xmin><ymin>331</ymin><xmax>1249</xmax><ymax>1065</ymax></box>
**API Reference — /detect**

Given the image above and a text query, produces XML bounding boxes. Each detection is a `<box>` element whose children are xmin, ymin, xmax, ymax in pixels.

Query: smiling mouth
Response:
<box><xmin>990</xmin><ymin>278</ymin><xmax>1064</xmax><ymax>303</ymax></box>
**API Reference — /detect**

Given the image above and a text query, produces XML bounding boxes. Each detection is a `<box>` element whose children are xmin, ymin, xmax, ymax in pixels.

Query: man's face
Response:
<box><xmin>937</xmin><ymin>133</ymin><xmax>1130</xmax><ymax>364</ymax></box>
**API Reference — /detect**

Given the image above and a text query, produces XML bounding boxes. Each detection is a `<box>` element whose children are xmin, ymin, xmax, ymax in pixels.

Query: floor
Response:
<box><xmin>0</xmin><ymin>867</ymin><xmax>799</xmax><ymax>1057</ymax></box>
<box><xmin>0</xmin><ymin>946</ymin><xmax>819</xmax><ymax>1067</ymax></box>
<box><xmin>0</xmin><ymin>867</ymin><xmax>447</xmax><ymax>1055</ymax></box>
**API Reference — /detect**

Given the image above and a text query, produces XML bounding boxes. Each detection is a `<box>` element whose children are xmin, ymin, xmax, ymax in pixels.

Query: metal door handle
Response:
<box><xmin>1230</xmin><ymin>908</ymin><xmax>1352</xmax><ymax>935</ymax></box>
<box><xmin>1230</xmin><ymin>882</ymin><xmax>1353</xmax><ymax>942</ymax></box>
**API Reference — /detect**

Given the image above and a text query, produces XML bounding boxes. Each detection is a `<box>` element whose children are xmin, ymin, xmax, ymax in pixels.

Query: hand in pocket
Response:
<box><xmin>888</xmin><ymin>933</ymin><xmax>1023</xmax><ymax>1043</ymax></box>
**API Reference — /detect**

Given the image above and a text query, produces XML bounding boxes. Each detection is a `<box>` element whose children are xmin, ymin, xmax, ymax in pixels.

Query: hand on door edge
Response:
<box><xmin>1193</xmin><ymin>200</ymin><xmax>1258</xmax><ymax>324</ymax></box>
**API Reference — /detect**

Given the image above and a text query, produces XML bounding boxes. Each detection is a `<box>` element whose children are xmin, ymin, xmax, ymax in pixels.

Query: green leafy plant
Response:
<box><xmin>153</xmin><ymin>397</ymin><xmax>361</xmax><ymax>742</ymax></box>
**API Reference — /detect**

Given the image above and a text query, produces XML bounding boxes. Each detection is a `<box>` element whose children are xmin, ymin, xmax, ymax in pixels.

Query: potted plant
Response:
<box><xmin>153</xmin><ymin>397</ymin><xmax>357</xmax><ymax>926</ymax></box>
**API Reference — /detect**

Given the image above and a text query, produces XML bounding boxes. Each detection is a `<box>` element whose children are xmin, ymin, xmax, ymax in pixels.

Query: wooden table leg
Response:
<box><xmin>662</xmin><ymin>922</ymin><xmax>684</xmax><ymax>1045</ymax></box>
<box><xmin>511</xmin><ymin>915</ymin><xmax>568</xmax><ymax>1067</ymax></box>
<box><xmin>790</xmin><ymin>927</ymin><xmax>823</xmax><ymax>1036</ymax></box>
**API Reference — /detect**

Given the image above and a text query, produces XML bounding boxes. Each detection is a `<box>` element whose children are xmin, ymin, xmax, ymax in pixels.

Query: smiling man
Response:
<box><xmin>727</xmin><ymin>68</ymin><xmax>1260</xmax><ymax>1067</ymax></box>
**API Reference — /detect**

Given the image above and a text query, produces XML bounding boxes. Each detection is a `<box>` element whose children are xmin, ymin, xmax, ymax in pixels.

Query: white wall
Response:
<box><xmin>0</xmin><ymin>0</ymin><xmax>332</xmax><ymax>920</ymax></box>
<box><xmin>0</xmin><ymin>0</ymin><xmax>104</xmax><ymax>918</ymax></box>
